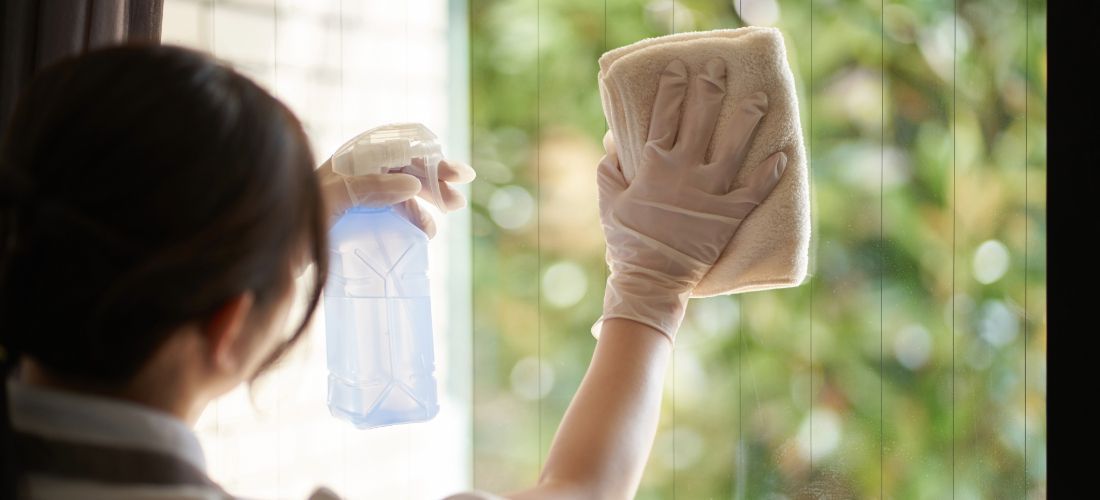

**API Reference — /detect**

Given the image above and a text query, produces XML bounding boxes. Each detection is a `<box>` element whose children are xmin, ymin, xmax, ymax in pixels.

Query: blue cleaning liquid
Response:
<box><xmin>324</xmin><ymin>205</ymin><xmax>439</xmax><ymax>428</ymax></box>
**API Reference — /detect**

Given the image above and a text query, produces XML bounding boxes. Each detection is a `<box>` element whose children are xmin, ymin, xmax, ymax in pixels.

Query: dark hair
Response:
<box><xmin>0</xmin><ymin>44</ymin><xmax>328</xmax><ymax>496</ymax></box>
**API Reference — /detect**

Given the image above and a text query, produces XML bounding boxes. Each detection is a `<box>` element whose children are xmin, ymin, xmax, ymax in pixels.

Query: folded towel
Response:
<box><xmin>598</xmin><ymin>26</ymin><xmax>810</xmax><ymax>297</ymax></box>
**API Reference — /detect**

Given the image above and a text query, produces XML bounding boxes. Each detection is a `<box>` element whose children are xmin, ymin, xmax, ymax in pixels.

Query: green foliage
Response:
<box><xmin>470</xmin><ymin>0</ymin><xmax>1046</xmax><ymax>497</ymax></box>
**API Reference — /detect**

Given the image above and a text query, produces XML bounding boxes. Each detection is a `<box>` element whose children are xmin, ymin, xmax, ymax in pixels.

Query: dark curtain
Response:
<box><xmin>0</xmin><ymin>0</ymin><xmax>164</xmax><ymax>134</ymax></box>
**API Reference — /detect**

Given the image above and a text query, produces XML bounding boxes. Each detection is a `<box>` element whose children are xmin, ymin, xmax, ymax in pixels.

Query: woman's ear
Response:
<box><xmin>201</xmin><ymin>292</ymin><xmax>256</xmax><ymax>374</ymax></box>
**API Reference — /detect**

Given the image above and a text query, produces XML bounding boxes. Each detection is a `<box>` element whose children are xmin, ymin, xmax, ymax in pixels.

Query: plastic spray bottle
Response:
<box><xmin>324</xmin><ymin>123</ymin><xmax>443</xmax><ymax>429</ymax></box>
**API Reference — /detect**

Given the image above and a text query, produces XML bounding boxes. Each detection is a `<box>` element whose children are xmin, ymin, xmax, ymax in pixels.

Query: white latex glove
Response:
<box><xmin>317</xmin><ymin>156</ymin><xmax>476</xmax><ymax>238</ymax></box>
<box><xmin>594</xmin><ymin>58</ymin><xmax>789</xmax><ymax>343</ymax></box>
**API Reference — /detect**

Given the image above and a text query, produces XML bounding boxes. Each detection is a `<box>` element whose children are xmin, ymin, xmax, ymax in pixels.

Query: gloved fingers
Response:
<box><xmin>597</xmin><ymin>148</ymin><xmax>628</xmax><ymax>196</ymax></box>
<box><xmin>319</xmin><ymin>157</ymin><xmax>424</xmax><ymax>228</ymax></box>
<box><xmin>344</xmin><ymin>172</ymin><xmax>423</xmax><ymax>207</ymax></box>
<box><xmin>393</xmin><ymin>198</ymin><xmax>438</xmax><ymax>239</ymax></box>
<box><xmin>724</xmin><ymin>151</ymin><xmax>787</xmax><ymax>216</ymax></box>
<box><xmin>439</xmin><ymin>158</ymin><xmax>477</xmax><ymax>183</ymax></box>
<box><xmin>406</xmin><ymin>157</ymin><xmax>477</xmax><ymax>184</ymax></box>
<box><xmin>674</xmin><ymin>152</ymin><xmax>786</xmax><ymax>220</ymax></box>
<box><xmin>644</xmin><ymin>59</ymin><xmax>689</xmax><ymax>152</ymax></box>
<box><xmin>414</xmin><ymin>178</ymin><xmax>468</xmax><ymax>212</ymax></box>
<box><xmin>693</xmin><ymin>161</ymin><xmax>735</xmax><ymax>195</ymax></box>
<box><xmin>633</xmin><ymin>187</ymin><xmax>747</xmax><ymax>223</ymax></box>
<box><xmin>712</xmin><ymin>91</ymin><xmax>769</xmax><ymax>188</ymax></box>
<box><xmin>400</xmin><ymin>158</ymin><xmax>471</xmax><ymax>212</ymax></box>
<box><xmin>674</xmin><ymin>58</ymin><xmax>727</xmax><ymax>164</ymax></box>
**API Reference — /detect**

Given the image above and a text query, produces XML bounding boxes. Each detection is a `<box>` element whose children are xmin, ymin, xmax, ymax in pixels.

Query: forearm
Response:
<box><xmin>505</xmin><ymin>318</ymin><xmax>672</xmax><ymax>500</ymax></box>
<box><xmin>482</xmin><ymin>56</ymin><xmax>782</xmax><ymax>500</ymax></box>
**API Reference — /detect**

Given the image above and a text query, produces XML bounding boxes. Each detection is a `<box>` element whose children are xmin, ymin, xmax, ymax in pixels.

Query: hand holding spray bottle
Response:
<box><xmin>324</xmin><ymin>123</ymin><xmax>451</xmax><ymax>429</ymax></box>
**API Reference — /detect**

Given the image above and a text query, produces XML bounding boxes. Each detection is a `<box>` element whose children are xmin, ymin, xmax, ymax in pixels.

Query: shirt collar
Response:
<box><xmin>7</xmin><ymin>377</ymin><xmax>207</xmax><ymax>472</ymax></box>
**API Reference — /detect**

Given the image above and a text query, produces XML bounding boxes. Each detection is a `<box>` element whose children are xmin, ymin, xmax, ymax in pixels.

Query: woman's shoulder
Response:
<box><xmin>440</xmin><ymin>490</ymin><xmax>509</xmax><ymax>500</ymax></box>
<box><xmin>304</xmin><ymin>487</ymin><xmax>507</xmax><ymax>500</ymax></box>
<box><xmin>305</xmin><ymin>486</ymin><xmax>342</xmax><ymax>500</ymax></box>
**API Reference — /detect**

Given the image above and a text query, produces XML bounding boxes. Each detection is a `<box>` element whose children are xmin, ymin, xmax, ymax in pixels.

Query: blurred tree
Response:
<box><xmin>469</xmin><ymin>0</ymin><xmax>1046</xmax><ymax>498</ymax></box>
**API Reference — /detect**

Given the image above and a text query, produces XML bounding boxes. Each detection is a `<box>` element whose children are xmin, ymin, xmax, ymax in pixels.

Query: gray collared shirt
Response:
<box><xmin>7</xmin><ymin>378</ymin><xmax>341</xmax><ymax>500</ymax></box>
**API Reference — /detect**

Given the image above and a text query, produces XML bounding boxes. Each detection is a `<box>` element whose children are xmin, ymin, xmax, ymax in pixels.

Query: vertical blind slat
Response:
<box><xmin>36</xmin><ymin>0</ymin><xmax>89</xmax><ymax>68</ymax></box>
<box><xmin>88</xmin><ymin>0</ymin><xmax>127</xmax><ymax>49</ymax></box>
<box><xmin>0</xmin><ymin>0</ymin><xmax>162</xmax><ymax>136</ymax></box>
<box><xmin>0</xmin><ymin>0</ymin><xmax>38</xmax><ymax>128</ymax></box>
<box><xmin>127</xmin><ymin>0</ymin><xmax>163</xmax><ymax>42</ymax></box>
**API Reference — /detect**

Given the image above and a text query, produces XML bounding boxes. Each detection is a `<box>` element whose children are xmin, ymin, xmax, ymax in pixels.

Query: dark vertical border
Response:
<box><xmin>1046</xmin><ymin>0</ymin><xmax>1096</xmax><ymax>495</ymax></box>
<box><xmin>0</xmin><ymin>0</ymin><xmax>38</xmax><ymax>130</ymax></box>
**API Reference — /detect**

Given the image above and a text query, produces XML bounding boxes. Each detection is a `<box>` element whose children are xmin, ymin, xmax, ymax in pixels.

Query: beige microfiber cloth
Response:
<box><xmin>598</xmin><ymin>26</ymin><xmax>809</xmax><ymax>297</ymax></box>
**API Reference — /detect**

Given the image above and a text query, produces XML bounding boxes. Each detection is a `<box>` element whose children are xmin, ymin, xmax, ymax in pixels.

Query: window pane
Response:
<box><xmin>164</xmin><ymin>1</ymin><xmax>471</xmax><ymax>498</ymax></box>
<box><xmin>469</xmin><ymin>0</ymin><xmax>1046</xmax><ymax>498</ymax></box>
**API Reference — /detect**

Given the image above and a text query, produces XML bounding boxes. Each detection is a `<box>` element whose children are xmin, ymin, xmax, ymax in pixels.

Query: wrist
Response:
<box><xmin>596</xmin><ymin>271</ymin><xmax>693</xmax><ymax>342</ymax></box>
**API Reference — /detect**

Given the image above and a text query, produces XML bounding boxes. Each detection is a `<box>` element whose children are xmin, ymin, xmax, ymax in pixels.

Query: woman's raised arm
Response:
<box><xmin>448</xmin><ymin>57</ymin><xmax>787</xmax><ymax>500</ymax></box>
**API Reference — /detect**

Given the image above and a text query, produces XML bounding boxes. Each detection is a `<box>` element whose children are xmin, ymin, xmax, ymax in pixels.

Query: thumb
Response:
<box><xmin>721</xmin><ymin>151</ymin><xmax>788</xmax><ymax>219</ymax></box>
<box><xmin>738</xmin><ymin>151</ymin><xmax>787</xmax><ymax>204</ymax></box>
<box><xmin>597</xmin><ymin>130</ymin><xmax>628</xmax><ymax>219</ymax></box>
<box><xmin>602</xmin><ymin>129</ymin><xmax>617</xmax><ymax>155</ymax></box>
<box><xmin>597</xmin><ymin>146</ymin><xmax>628</xmax><ymax>199</ymax></box>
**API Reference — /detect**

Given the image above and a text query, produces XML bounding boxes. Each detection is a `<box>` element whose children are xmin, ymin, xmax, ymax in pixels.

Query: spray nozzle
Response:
<box><xmin>331</xmin><ymin>122</ymin><xmax>445</xmax><ymax>211</ymax></box>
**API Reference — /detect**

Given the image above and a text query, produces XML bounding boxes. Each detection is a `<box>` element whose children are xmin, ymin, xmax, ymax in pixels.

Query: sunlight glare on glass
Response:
<box><xmin>688</xmin><ymin>295</ymin><xmax>740</xmax><ymax>338</ymax></box>
<box><xmin>488</xmin><ymin>185</ymin><xmax>534</xmax><ymax>230</ymax></box>
<box><xmin>893</xmin><ymin>323</ymin><xmax>933</xmax><ymax>370</ymax></box>
<box><xmin>732</xmin><ymin>0</ymin><xmax>780</xmax><ymax>26</ymax></box>
<box><xmin>654</xmin><ymin>426</ymin><xmax>704</xmax><ymax>471</ymax></box>
<box><xmin>796</xmin><ymin>408</ymin><xmax>841</xmax><ymax>462</ymax></box>
<box><xmin>977</xmin><ymin>299</ymin><xmax>1019</xmax><ymax>347</ymax></box>
<box><xmin>972</xmin><ymin>239</ymin><xmax>1010</xmax><ymax>285</ymax></box>
<box><xmin>510</xmin><ymin>356</ymin><xmax>555</xmax><ymax>400</ymax></box>
<box><xmin>542</xmin><ymin>261</ymin><xmax>588</xmax><ymax>309</ymax></box>
<box><xmin>644</xmin><ymin>0</ymin><xmax>696</xmax><ymax>32</ymax></box>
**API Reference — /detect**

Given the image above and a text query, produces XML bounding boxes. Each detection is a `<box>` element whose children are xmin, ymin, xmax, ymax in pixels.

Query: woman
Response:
<box><xmin>0</xmin><ymin>44</ymin><xmax>785</xmax><ymax>499</ymax></box>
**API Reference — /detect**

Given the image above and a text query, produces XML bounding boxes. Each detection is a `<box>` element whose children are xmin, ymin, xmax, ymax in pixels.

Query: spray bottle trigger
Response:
<box><xmin>426</xmin><ymin>153</ymin><xmax>445</xmax><ymax>212</ymax></box>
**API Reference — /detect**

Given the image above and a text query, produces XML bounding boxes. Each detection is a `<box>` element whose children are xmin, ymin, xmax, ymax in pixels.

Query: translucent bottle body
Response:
<box><xmin>324</xmin><ymin>206</ymin><xmax>439</xmax><ymax>428</ymax></box>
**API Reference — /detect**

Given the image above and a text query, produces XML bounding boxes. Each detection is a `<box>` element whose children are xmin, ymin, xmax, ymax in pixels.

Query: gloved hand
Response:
<box><xmin>594</xmin><ymin>58</ymin><xmax>789</xmax><ymax>343</ymax></box>
<box><xmin>317</xmin><ymin>155</ymin><xmax>476</xmax><ymax>238</ymax></box>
